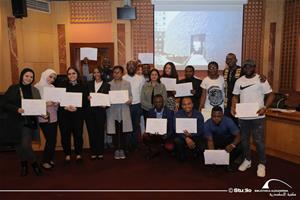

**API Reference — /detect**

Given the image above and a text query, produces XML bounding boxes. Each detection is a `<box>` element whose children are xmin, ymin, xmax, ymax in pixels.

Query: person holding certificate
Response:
<box><xmin>35</xmin><ymin>69</ymin><xmax>58</xmax><ymax>169</ymax></box>
<box><xmin>57</xmin><ymin>67</ymin><xmax>87</xmax><ymax>163</ymax></box>
<box><xmin>3</xmin><ymin>68</ymin><xmax>43</xmax><ymax>176</ymax></box>
<box><xmin>141</xmin><ymin>69</ymin><xmax>167</xmax><ymax>122</ymax></box>
<box><xmin>231</xmin><ymin>59</ymin><xmax>274</xmax><ymax>177</ymax></box>
<box><xmin>86</xmin><ymin>67</ymin><xmax>110</xmax><ymax>160</ymax></box>
<box><xmin>143</xmin><ymin>94</ymin><xmax>175</xmax><ymax>159</ymax></box>
<box><xmin>161</xmin><ymin>62</ymin><xmax>179</xmax><ymax>111</ymax></box>
<box><xmin>174</xmin><ymin>97</ymin><xmax>205</xmax><ymax>162</ymax></box>
<box><xmin>204</xmin><ymin>106</ymin><xmax>242</xmax><ymax>171</ymax></box>
<box><xmin>106</xmin><ymin>66</ymin><xmax>133</xmax><ymax>160</ymax></box>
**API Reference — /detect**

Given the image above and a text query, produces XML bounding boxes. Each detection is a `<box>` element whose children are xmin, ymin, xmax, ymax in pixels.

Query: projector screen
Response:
<box><xmin>154</xmin><ymin>8</ymin><xmax>243</xmax><ymax>70</ymax></box>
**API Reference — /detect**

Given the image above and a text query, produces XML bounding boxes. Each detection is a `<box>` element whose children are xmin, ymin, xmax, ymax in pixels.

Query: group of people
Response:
<box><xmin>3</xmin><ymin>53</ymin><xmax>274</xmax><ymax>178</ymax></box>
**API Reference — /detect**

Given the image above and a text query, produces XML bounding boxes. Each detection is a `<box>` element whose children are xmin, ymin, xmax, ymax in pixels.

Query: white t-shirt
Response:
<box><xmin>94</xmin><ymin>81</ymin><xmax>103</xmax><ymax>92</ymax></box>
<box><xmin>233</xmin><ymin>74</ymin><xmax>272</xmax><ymax>119</ymax></box>
<box><xmin>123</xmin><ymin>74</ymin><xmax>144</xmax><ymax>105</ymax></box>
<box><xmin>200</xmin><ymin>75</ymin><xmax>225</xmax><ymax>111</ymax></box>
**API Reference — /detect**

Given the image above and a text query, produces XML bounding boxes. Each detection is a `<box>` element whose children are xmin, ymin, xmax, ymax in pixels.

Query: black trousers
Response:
<box><xmin>174</xmin><ymin>135</ymin><xmax>206</xmax><ymax>161</ymax></box>
<box><xmin>85</xmin><ymin>110</ymin><xmax>105</xmax><ymax>155</ymax></box>
<box><xmin>112</xmin><ymin>120</ymin><xmax>128</xmax><ymax>150</ymax></box>
<box><xmin>40</xmin><ymin>122</ymin><xmax>58</xmax><ymax>163</ymax></box>
<box><xmin>213</xmin><ymin>134</ymin><xmax>242</xmax><ymax>165</ymax></box>
<box><xmin>58</xmin><ymin>111</ymin><xmax>84</xmax><ymax>156</ymax></box>
<box><xmin>16</xmin><ymin>127</ymin><xmax>37</xmax><ymax>163</ymax></box>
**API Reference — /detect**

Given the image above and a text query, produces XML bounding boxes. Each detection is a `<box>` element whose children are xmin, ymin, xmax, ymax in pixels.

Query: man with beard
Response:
<box><xmin>231</xmin><ymin>59</ymin><xmax>274</xmax><ymax>177</ymax></box>
<box><xmin>179</xmin><ymin>65</ymin><xmax>202</xmax><ymax>110</ymax></box>
<box><xmin>123</xmin><ymin>60</ymin><xmax>144</xmax><ymax>151</ymax></box>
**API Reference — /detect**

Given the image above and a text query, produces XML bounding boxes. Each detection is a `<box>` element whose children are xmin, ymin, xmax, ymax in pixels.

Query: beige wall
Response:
<box><xmin>0</xmin><ymin>0</ymin><xmax>131</xmax><ymax>92</ymax></box>
<box><xmin>262</xmin><ymin>0</ymin><xmax>285</xmax><ymax>92</ymax></box>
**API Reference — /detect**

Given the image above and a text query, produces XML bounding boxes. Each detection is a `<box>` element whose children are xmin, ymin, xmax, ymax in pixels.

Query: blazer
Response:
<box><xmin>3</xmin><ymin>84</ymin><xmax>41</xmax><ymax>144</ymax></box>
<box><xmin>147</xmin><ymin>106</ymin><xmax>175</xmax><ymax>137</ymax></box>
<box><xmin>86</xmin><ymin>80</ymin><xmax>110</xmax><ymax>114</ymax></box>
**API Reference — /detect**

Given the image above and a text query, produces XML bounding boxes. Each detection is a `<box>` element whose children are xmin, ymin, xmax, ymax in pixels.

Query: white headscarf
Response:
<box><xmin>35</xmin><ymin>69</ymin><xmax>57</xmax><ymax>98</ymax></box>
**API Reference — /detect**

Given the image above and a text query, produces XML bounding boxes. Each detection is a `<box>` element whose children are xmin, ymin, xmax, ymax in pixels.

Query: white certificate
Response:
<box><xmin>43</xmin><ymin>87</ymin><xmax>66</xmax><ymax>102</ymax></box>
<box><xmin>176</xmin><ymin>118</ymin><xmax>197</xmax><ymax>134</ymax></box>
<box><xmin>201</xmin><ymin>109</ymin><xmax>211</xmax><ymax>122</ymax></box>
<box><xmin>161</xmin><ymin>77</ymin><xmax>176</xmax><ymax>91</ymax></box>
<box><xmin>109</xmin><ymin>90</ymin><xmax>129</xmax><ymax>104</ymax></box>
<box><xmin>236</xmin><ymin>103</ymin><xmax>259</xmax><ymax>118</ymax></box>
<box><xmin>21</xmin><ymin>99</ymin><xmax>46</xmax><ymax>116</ymax></box>
<box><xmin>60</xmin><ymin>92</ymin><xmax>82</xmax><ymax>107</ymax></box>
<box><xmin>138</xmin><ymin>53</ymin><xmax>153</xmax><ymax>64</ymax></box>
<box><xmin>80</xmin><ymin>47</ymin><xmax>98</xmax><ymax>61</ymax></box>
<box><xmin>204</xmin><ymin>150</ymin><xmax>230</xmax><ymax>165</ymax></box>
<box><xmin>90</xmin><ymin>93</ymin><xmax>110</xmax><ymax>107</ymax></box>
<box><xmin>175</xmin><ymin>82</ymin><xmax>193</xmax><ymax>97</ymax></box>
<box><xmin>146</xmin><ymin>118</ymin><xmax>167</xmax><ymax>135</ymax></box>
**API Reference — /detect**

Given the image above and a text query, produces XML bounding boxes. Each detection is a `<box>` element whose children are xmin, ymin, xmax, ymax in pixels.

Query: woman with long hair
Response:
<box><xmin>86</xmin><ymin>67</ymin><xmax>110</xmax><ymax>159</ymax></box>
<box><xmin>57</xmin><ymin>67</ymin><xmax>87</xmax><ymax>163</ymax></box>
<box><xmin>3</xmin><ymin>68</ymin><xmax>43</xmax><ymax>176</ymax></box>
<box><xmin>162</xmin><ymin>62</ymin><xmax>179</xmax><ymax>111</ymax></box>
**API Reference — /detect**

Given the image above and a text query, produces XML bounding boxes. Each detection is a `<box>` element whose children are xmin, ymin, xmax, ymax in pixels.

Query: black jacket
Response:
<box><xmin>2</xmin><ymin>84</ymin><xmax>41</xmax><ymax>144</ymax></box>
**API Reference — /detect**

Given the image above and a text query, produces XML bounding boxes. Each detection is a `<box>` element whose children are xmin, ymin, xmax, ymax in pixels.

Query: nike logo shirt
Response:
<box><xmin>233</xmin><ymin>74</ymin><xmax>272</xmax><ymax>119</ymax></box>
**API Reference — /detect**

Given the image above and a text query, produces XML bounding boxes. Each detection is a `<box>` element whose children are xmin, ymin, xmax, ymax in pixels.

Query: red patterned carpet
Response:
<box><xmin>0</xmin><ymin>149</ymin><xmax>299</xmax><ymax>200</ymax></box>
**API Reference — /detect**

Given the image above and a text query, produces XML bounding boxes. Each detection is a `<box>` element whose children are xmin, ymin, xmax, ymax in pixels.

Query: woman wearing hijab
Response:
<box><xmin>35</xmin><ymin>69</ymin><xmax>58</xmax><ymax>169</ymax></box>
<box><xmin>57</xmin><ymin>67</ymin><xmax>87</xmax><ymax>163</ymax></box>
<box><xmin>3</xmin><ymin>68</ymin><xmax>43</xmax><ymax>176</ymax></box>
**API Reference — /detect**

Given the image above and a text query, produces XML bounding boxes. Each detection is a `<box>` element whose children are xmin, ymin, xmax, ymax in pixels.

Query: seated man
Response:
<box><xmin>204</xmin><ymin>106</ymin><xmax>242</xmax><ymax>171</ymax></box>
<box><xmin>143</xmin><ymin>94</ymin><xmax>175</xmax><ymax>159</ymax></box>
<box><xmin>174</xmin><ymin>97</ymin><xmax>205</xmax><ymax>162</ymax></box>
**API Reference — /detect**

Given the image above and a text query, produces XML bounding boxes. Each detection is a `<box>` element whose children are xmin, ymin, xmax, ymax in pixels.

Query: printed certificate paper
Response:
<box><xmin>43</xmin><ymin>87</ymin><xmax>66</xmax><ymax>102</ymax></box>
<box><xmin>175</xmin><ymin>82</ymin><xmax>193</xmax><ymax>97</ymax></box>
<box><xmin>146</xmin><ymin>118</ymin><xmax>167</xmax><ymax>135</ymax></box>
<box><xmin>90</xmin><ymin>93</ymin><xmax>110</xmax><ymax>107</ymax></box>
<box><xmin>176</xmin><ymin>118</ymin><xmax>197</xmax><ymax>133</ymax></box>
<box><xmin>60</xmin><ymin>92</ymin><xmax>82</xmax><ymax>107</ymax></box>
<box><xmin>109</xmin><ymin>90</ymin><xmax>129</xmax><ymax>104</ymax></box>
<box><xmin>204</xmin><ymin>150</ymin><xmax>230</xmax><ymax>165</ymax></box>
<box><xmin>161</xmin><ymin>78</ymin><xmax>176</xmax><ymax>91</ymax></box>
<box><xmin>236</xmin><ymin>103</ymin><xmax>259</xmax><ymax>118</ymax></box>
<box><xmin>21</xmin><ymin>99</ymin><xmax>46</xmax><ymax>116</ymax></box>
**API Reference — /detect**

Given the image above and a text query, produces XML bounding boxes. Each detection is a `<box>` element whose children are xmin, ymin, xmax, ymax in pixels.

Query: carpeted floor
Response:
<box><xmin>0</xmin><ymin>149</ymin><xmax>299</xmax><ymax>200</ymax></box>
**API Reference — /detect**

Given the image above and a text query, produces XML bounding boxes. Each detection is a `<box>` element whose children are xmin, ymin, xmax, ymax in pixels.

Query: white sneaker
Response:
<box><xmin>257</xmin><ymin>164</ymin><xmax>266</xmax><ymax>177</ymax></box>
<box><xmin>238</xmin><ymin>159</ymin><xmax>251</xmax><ymax>171</ymax></box>
<box><xmin>119</xmin><ymin>149</ymin><xmax>126</xmax><ymax>159</ymax></box>
<box><xmin>114</xmin><ymin>150</ymin><xmax>120</xmax><ymax>159</ymax></box>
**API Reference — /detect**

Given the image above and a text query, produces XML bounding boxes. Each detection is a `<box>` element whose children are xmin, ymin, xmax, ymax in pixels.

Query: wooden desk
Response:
<box><xmin>265</xmin><ymin>110</ymin><xmax>300</xmax><ymax>164</ymax></box>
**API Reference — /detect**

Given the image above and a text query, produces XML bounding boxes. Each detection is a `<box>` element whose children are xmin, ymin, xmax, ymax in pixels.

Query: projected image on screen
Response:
<box><xmin>154</xmin><ymin>11</ymin><xmax>242</xmax><ymax>70</ymax></box>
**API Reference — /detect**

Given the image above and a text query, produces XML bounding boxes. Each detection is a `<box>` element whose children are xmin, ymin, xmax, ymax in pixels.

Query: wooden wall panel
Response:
<box><xmin>280</xmin><ymin>0</ymin><xmax>300</xmax><ymax>91</ymax></box>
<box><xmin>117</xmin><ymin>24</ymin><xmax>126</xmax><ymax>66</ymax></box>
<box><xmin>7</xmin><ymin>17</ymin><xmax>19</xmax><ymax>84</ymax></box>
<box><xmin>57</xmin><ymin>24</ymin><xmax>67</xmax><ymax>74</ymax></box>
<box><xmin>268</xmin><ymin>23</ymin><xmax>276</xmax><ymax>88</ymax></box>
<box><xmin>242</xmin><ymin>0</ymin><xmax>265</xmax><ymax>73</ymax></box>
<box><xmin>131</xmin><ymin>0</ymin><xmax>154</xmax><ymax>60</ymax></box>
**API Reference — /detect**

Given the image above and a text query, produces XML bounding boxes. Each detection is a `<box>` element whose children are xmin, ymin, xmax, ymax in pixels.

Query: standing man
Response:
<box><xmin>231</xmin><ymin>59</ymin><xmax>274</xmax><ymax>177</ymax></box>
<box><xmin>101</xmin><ymin>57</ymin><xmax>113</xmax><ymax>83</ymax></box>
<box><xmin>223</xmin><ymin>53</ymin><xmax>242</xmax><ymax>121</ymax></box>
<box><xmin>200</xmin><ymin>61</ymin><xmax>224</xmax><ymax>111</ymax></box>
<box><xmin>224</xmin><ymin>53</ymin><xmax>266</xmax><ymax>124</ymax></box>
<box><xmin>123</xmin><ymin>60</ymin><xmax>144</xmax><ymax>151</ymax></box>
<box><xmin>179</xmin><ymin>65</ymin><xmax>202</xmax><ymax>110</ymax></box>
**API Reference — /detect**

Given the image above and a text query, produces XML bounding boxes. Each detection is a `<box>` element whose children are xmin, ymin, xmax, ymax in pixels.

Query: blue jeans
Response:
<box><xmin>129</xmin><ymin>103</ymin><xmax>142</xmax><ymax>150</ymax></box>
<box><xmin>239</xmin><ymin>118</ymin><xmax>266</xmax><ymax>164</ymax></box>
